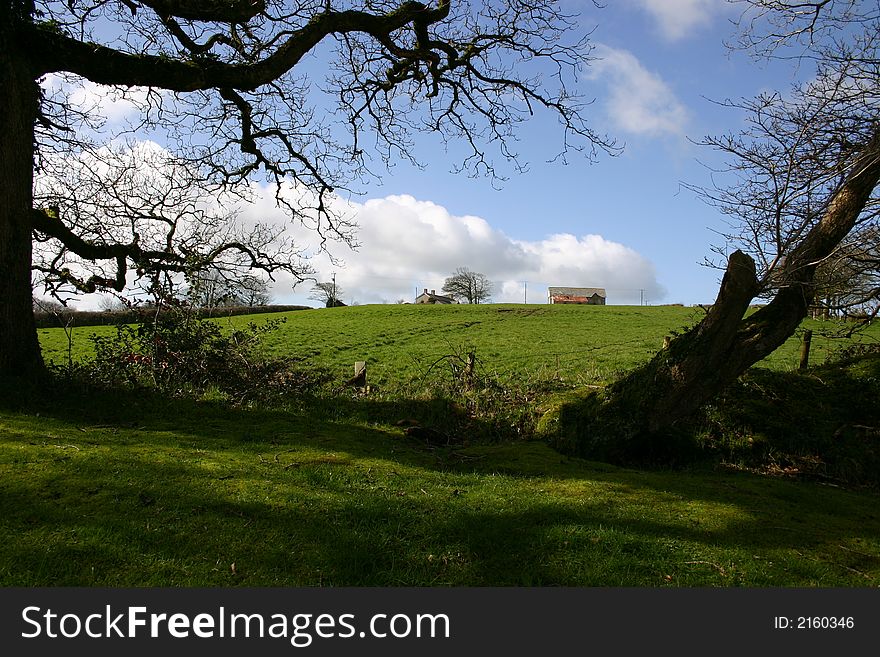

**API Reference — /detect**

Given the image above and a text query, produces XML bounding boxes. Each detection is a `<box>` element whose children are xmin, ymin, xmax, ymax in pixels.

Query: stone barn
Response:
<box><xmin>548</xmin><ymin>287</ymin><xmax>606</xmax><ymax>305</ymax></box>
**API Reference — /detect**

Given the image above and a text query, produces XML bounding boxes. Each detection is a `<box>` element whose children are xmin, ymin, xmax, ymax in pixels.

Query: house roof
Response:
<box><xmin>548</xmin><ymin>287</ymin><xmax>606</xmax><ymax>297</ymax></box>
<box><xmin>415</xmin><ymin>291</ymin><xmax>457</xmax><ymax>304</ymax></box>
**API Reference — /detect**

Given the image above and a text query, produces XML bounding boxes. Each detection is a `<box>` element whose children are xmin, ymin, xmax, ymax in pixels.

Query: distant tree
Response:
<box><xmin>811</xmin><ymin>226</ymin><xmax>880</xmax><ymax>319</ymax></box>
<box><xmin>310</xmin><ymin>281</ymin><xmax>344</xmax><ymax>308</ymax></box>
<box><xmin>189</xmin><ymin>270</ymin><xmax>272</xmax><ymax>309</ymax></box>
<box><xmin>98</xmin><ymin>295</ymin><xmax>127</xmax><ymax>313</ymax></box>
<box><xmin>442</xmin><ymin>268</ymin><xmax>494</xmax><ymax>304</ymax></box>
<box><xmin>32</xmin><ymin>296</ymin><xmax>67</xmax><ymax>314</ymax></box>
<box><xmin>237</xmin><ymin>275</ymin><xmax>273</xmax><ymax>308</ymax></box>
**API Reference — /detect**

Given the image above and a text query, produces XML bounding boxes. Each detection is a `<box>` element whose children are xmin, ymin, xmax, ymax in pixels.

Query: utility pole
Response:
<box><xmin>523</xmin><ymin>281</ymin><xmax>528</xmax><ymax>304</ymax></box>
<box><xmin>332</xmin><ymin>272</ymin><xmax>337</xmax><ymax>304</ymax></box>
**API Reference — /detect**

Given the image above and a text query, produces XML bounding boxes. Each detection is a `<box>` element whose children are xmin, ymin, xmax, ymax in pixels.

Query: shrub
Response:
<box><xmin>409</xmin><ymin>346</ymin><xmax>572</xmax><ymax>443</ymax></box>
<box><xmin>33</xmin><ymin>304</ymin><xmax>310</xmax><ymax>329</ymax></box>
<box><xmin>61</xmin><ymin>306</ymin><xmax>330</xmax><ymax>403</ymax></box>
<box><xmin>700</xmin><ymin>354</ymin><xmax>880</xmax><ymax>487</ymax></box>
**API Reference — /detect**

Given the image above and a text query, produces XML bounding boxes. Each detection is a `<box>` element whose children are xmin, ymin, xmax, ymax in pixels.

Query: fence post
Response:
<box><xmin>799</xmin><ymin>330</ymin><xmax>813</xmax><ymax>371</ymax></box>
<box><xmin>350</xmin><ymin>361</ymin><xmax>367</xmax><ymax>387</ymax></box>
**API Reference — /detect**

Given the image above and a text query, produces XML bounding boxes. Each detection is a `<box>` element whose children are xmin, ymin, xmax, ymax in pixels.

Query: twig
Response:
<box><xmin>685</xmin><ymin>560</ymin><xmax>728</xmax><ymax>576</ymax></box>
<box><xmin>835</xmin><ymin>544</ymin><xmax>880</xmax><ymax>560</ymax></box>
<box><xmin>274</xmin><ymin>448</ymin><xmax>297</xmax><ymax>463</ymax></box>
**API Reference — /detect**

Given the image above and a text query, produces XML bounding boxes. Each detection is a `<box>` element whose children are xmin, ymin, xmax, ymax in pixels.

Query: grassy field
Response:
<box><xmin>2</xmin><ymin>387</ymin><xmax>879</xmax><ymax>586</ymax></box>
<box><xmin>37</xmin><ymin>304</ymin><xmax>878</xmax><ymax>386</ymax></box>
<box><xmin>3</xmin><ymin>303</ymin><xmax>878</xmax><ymax>586</ymax></box>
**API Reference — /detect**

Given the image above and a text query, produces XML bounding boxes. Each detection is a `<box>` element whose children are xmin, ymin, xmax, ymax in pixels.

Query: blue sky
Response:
<box><xmin>45</xmin><ymin>1</ymin><xmax>808</xmax><ymax>309</ymax></box>
<box><xmin>266</xmin><ymin>0</ymin><xmax>801</xmax><ymax>307</ymax></box>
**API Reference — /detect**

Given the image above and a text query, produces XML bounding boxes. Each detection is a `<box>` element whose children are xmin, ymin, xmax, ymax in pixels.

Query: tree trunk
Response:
<box><xmin>0</xmin><ymin>35</ymin><xmax>44</xmax><ymax>380</ymax></box>
<box><xmin>553</xmin><ymin>130</ymin><xmax>880</xmax><ymax>464</ymax></box>
<box><xmin>553</xmin><ymin>250</ymin><xmax>824</xmax><ymax>464</ymax></box>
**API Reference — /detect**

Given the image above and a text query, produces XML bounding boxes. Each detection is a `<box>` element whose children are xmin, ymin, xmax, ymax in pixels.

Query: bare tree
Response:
<box><xmin>32</xmin><ymin>296</ymin><xmax>67</xmax><ymax>314</ymax></box>
<box><xmin>811</xmin><ymin>226</ymin><xmax>880</xmax><ymax>318</ymax></box>
<box><xmin>98</xmin><ymin>295</ymin><xmax>127</xmax><ymax>313</ymax></box>
<box><xmin>33</xmin><ymin>141</ymin><xmax>306</xmax><ymax>300</ymax></box>
<box><xmin>237</xmin><ymin>275</ymin><xmax>274</xmax><ymax>308</ymax></box>
<box><xmin>309</xmin><ymin>281</ymin><xmax>345</xmax><ymax>307</ymax></box>
<box><xmin>442</xmin><ymin>267</ymin><xmax>493</xmax><ymax>304</ymax></box>
<box><xmin>2</xmin><ymin>0</ymin><xmax>615</xmax><ymax>380</ymax></box>
<box><xmin>561</xmin><ymin>0</ymin><xmax>880</xmax><ymax>462</ymax></box>
<box><xmin>189</xmin><ymin>269</ymin><xmax>273</xmax><ymax>309</ymax></box>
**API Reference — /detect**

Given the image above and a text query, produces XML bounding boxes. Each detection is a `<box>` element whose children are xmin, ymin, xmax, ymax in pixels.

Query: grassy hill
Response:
<box><xmin>2</xmin><ymin>303</ymin><xmax>877</xmax><ymax>586</ymax></box>
<box><xmin>37</xmin><ymin>303</ymin><xmax>875</xmax><ymax>385</ymax></box>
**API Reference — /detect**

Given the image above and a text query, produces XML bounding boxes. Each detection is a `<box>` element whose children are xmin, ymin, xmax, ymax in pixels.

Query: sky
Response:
<box><xmin>45</xmin><ymin>1</ymin><xmax>806</xmax><ymax>309</ymax></box>
<box><xmin>275</xmin><ymin>0</ymin><xmax>797</xmax><ymax>308</ymax></box>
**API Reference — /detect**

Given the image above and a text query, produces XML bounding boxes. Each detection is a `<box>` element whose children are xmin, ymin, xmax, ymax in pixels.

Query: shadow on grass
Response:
<box><xmin>1</xmin><ymin>378</ymin><xmax>878</xmax><ymax>585</ymax></box>
<box><xmin>3</xmin><ymin>375</ymin><xmax>878</xmax><ymax>501</ymax></box>
<box><xmin>2</xmin><ymin>449</ymin><xmax>878</xmax><ymax>586</ymax></box>
<box><xmin>700</xmin><ymin>353</ymin><xmax>880</xmax><ymax>488</ymax></box>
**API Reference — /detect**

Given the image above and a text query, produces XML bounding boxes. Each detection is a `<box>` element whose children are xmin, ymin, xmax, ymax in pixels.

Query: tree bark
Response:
<box><xmin>556</xmin><ymin>130</ymin><xmax>880</xmax><ymax>464</ymax></box>
<box><xmin>0</xmin><ymin>40</ymin><xmax>45</xmax><ymax>380</ymax></box>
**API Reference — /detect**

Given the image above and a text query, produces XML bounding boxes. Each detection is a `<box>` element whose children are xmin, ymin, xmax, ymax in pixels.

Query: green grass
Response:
<box><xmin>7</xmin><ymin>304</ymin><xmax>879</xmax><ymax>586</ymax></box>
<box><xmin>1</xmin><ymin>386</ymin><xmax>878</xmax><ymax>586</ymax></box>
<box><xmin>38</xmin><ymin>304</ymin><xmax>880</xmax><ymax>387</ymax></box>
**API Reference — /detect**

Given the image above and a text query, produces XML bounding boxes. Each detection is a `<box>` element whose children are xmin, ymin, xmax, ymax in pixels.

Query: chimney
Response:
<box><xmin>430</xmin><ymin>290</ymin><xmax>436</xmax><ymax>295</ymax></box>
<box><xmin>423</xmin><ymin>288</ymin><xmax>428</xmax><ymax>295</ymax></box>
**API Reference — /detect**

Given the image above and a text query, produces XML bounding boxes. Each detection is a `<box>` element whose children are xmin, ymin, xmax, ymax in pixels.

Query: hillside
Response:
<box><xmin>38</xmin><ymin>304</ymin><xmax>877</xmax><ymax>386</ymax></box>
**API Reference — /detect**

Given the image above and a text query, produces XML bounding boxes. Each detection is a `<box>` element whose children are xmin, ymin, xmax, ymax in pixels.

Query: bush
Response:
<box><xmin>61</xmin><ymin>307</ymin><xmax>330</xmax><ymax>403</ymax></box>
<box><xmin>700</xmin><ymin>354</ymin><xmax>880</xmax><ymax>488</ymax></box>
<box><xmin>33</xmin><ymin>304</ymin><xmax>311</xmax><ymax>329</ymax></box>
<box><xmin>407</xmin><ymin>346</ymin><xmax>570</xmax><ymax>443</ymax></box>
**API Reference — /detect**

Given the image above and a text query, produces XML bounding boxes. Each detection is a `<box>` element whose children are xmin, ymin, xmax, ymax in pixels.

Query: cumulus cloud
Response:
<box><xmin>46</xmin><ymin>141</ymin><xmax>664</xmax><ymax>309</ymax></box>
<box><xmin>589</xmin><ymin>45</ymin><xmax>689</xmax><ymax>138</ymax></box>
<box><xmin>248</xmin><ymin>193</ymin><xmax>665</xmax><ymax>306</ymax></box>
<box><xmin>631</xmin><ymin>0</ymin><xmax>722</xmax><ymax>42</ymax></box>
<box><xmin>40</xmin><ymin>73</ymin><xmax>155</xmax><ymax>127</ymax></box>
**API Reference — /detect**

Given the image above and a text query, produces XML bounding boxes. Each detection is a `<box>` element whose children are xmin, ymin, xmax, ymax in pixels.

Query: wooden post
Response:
<box><xmin>347</xmin><ymin>361</ymin><xmax>366</xmax><ymax>387</ymax></box>
<box><xmin>799</xmin><ymin>330</ymin><xmax>812</xmax><ymax>371</ymax></box>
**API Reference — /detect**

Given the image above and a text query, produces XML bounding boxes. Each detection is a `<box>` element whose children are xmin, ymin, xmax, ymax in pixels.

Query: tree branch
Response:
<box><xmin>31</xmin><ymin>207</ymin><xmax>182</xmax><ymax>270</ymax></box>
<box><xmin>136</xmin><ymin>0</ymin><xmax>267</xmax><ymax>24</ymax></box>
<box><xmin>27</xmin><ymin>2</ymin><xmax>452</xmax><ymax>92</ymax></box>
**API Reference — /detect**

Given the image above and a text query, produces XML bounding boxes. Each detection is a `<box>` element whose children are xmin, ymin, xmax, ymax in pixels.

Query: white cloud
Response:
<box><xmin>251</xmin><ymin>193</ymin><xmax>665</xmax><ymax>306</ymax></box>
<box><xmin>589</xmin><ymin>45</ymin><xmax>689</xmax><ymax>138</ymax></box>
<box><xmin>45</xmin><ymin>142</ymin><xmax>665</xmax><ymax>309</ymax></box>
<box><xmin>631</xmin><ymin>0</ymin><xmax>721</xmax><ymax>42</ymax></box>
<box><xmin>40</xmin><ymin>73</ymin><xmax>154</xmax><ymax>127</ymax></box>
<box><xmin>516</xmin><ymin>233</ymin><xmax>663</xmax><ymax>302</ymax></box>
